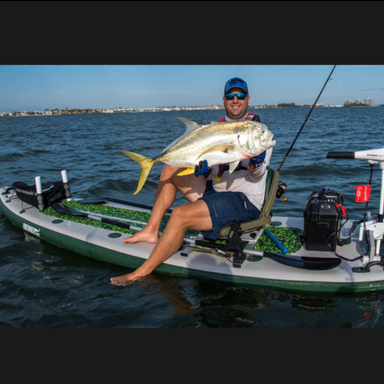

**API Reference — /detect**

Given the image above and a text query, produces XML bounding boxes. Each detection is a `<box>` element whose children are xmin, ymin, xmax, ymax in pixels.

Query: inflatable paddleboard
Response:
<box><xmin>1</xmin><ymin>184</ymin><xmax>384</xmax><ymax>293</ymax></box>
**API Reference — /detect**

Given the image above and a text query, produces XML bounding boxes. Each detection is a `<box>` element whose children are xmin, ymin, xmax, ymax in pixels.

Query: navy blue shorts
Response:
<box><xmin>199</xmin><ymin>181</ymin><xmax>261</xmax><ymax>240</ymax></box>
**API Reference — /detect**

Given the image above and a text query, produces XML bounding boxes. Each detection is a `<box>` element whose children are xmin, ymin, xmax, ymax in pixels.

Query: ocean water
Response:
<box><xmin>1</xmin><ymin>107</ymin><xmax>384</xmax><ymax>328</ymax></box>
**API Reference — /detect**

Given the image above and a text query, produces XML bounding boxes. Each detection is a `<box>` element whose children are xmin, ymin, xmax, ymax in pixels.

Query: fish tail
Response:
<box><xmin>119</xmin><ymin>151</ymin><xmax>155</xmax><ymax>194</ymax></box>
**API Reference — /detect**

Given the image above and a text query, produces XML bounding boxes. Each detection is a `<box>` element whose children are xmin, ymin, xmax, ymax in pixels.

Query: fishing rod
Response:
<box><xmin>277</xmin><ymin>65</ymin><xmax>337</xmax><ymax>172</ymax></box>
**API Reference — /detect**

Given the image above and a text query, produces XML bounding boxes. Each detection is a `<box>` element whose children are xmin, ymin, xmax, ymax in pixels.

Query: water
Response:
<box><xmin>1</xmin><ymin>108</ymin><xmax>384</xmax><ymax>328</ymax></box>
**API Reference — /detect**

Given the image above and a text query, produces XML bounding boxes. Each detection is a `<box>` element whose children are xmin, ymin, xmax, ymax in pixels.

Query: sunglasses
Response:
<box><xmin>224</xmin><ymin>92</ymin><xmax>248</xmax><ymax>100</ymax></box>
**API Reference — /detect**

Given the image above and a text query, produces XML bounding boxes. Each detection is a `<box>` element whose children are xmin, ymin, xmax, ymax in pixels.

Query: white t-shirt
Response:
<box><xmin>208</xmin><ymin>147</ymin><xmax>272</xmax><ymax>211</ymax></box>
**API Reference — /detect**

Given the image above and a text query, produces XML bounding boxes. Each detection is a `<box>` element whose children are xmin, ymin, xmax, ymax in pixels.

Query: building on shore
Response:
<box><xmin>365</xmin><ymin>98</ymin><xmax>374</xmax><ymax>106</ymax></box>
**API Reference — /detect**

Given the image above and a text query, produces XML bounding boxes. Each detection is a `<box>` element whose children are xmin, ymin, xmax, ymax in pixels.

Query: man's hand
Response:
<box><xmin>250</xmin><ymin>151</ymin><xmax>266</xmax><ymax>168</ymax></box>
<box><xmin>194</xmin><ymin>160</ymin><xmax>212</xmax><ymax>177</ymax></box>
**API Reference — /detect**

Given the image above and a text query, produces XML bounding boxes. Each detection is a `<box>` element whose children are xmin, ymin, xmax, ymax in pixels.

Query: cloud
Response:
<box><xmin>18</xmin><ymin>91</ymin><xmax>33</xmax><ymax>99</ymax></box>
<box><xmin>362</xmin><ymin>87</ymin><xmax>384</xmax><ymax>91</ymax></box>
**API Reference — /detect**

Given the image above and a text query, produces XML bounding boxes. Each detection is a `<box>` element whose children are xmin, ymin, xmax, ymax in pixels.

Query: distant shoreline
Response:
<box><xmin>1</xmin><ymin>104</ymin><xmax>381</xmax><ymax>118</ymax></box>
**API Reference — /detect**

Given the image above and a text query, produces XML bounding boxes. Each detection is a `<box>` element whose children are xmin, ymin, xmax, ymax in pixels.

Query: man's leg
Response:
<box><xmin>123</xmin><ymin>164</ymin><xmax>206</xmax><ymax>244</ymax></box>
<box><xmin>110</xmin><ymin>199</ymin><xmax>212</xmax><ymax>285</ymax></box>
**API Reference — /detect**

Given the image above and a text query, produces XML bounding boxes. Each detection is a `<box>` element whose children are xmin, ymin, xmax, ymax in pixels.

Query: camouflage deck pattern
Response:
<box><xmin>42</xmin><ymin>201</ymin><xmax>303</xmax><ymax>254</ymax></box>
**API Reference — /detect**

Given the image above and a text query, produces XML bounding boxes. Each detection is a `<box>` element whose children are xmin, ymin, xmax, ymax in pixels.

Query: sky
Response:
<box><xmin>0</xmin><ymin>65</ymin><xmax>383</xmax><ymax>113</ymax></box>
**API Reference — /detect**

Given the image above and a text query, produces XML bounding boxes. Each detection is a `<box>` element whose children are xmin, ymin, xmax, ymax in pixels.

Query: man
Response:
<box><xmin>110</xmin><ymin>77</ymin><xmax>272</xmax><ymax>285</ymax></box>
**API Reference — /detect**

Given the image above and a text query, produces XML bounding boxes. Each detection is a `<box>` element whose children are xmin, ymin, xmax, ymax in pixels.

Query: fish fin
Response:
<box><xmin>177</xmin><ymin>167</ymin><xmax>196</xmax><ymax>176</ymax></box>
<box><xmin>177</xmin><ymin>117</ymin><xmax>200</xmax><ymax>134</ymax></box>
<box><xmin>119</xmin><ymin>151</ymin><xmax>155</xmax><ymax>194</ymax></box>
<box><xmin>228</xmin><ymin>161</ymin><xmax>240</xmax><ymax>174</ymax></box>
<box><xmin>162</xmin><ymin>118</ymin><xmax>200</xmax><ymax>153</ymax></box>
<box><xmin>197</xmin><ymin>144</ymin><xmax>236</xmax><ymax>159</ymax></box>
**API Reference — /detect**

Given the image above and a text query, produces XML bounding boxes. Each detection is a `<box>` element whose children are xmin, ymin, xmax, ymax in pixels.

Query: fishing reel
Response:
<box><xmin>276</xmin><ymin>181</ymin><xmax>287</xmax><ymax>202</ymax></box>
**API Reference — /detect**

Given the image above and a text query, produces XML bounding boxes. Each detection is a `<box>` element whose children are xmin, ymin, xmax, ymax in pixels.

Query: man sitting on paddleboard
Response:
<box><xmin>111</xmin><ymin>77</ymin><xmax>273</xmax><ymax>285</ymax></box>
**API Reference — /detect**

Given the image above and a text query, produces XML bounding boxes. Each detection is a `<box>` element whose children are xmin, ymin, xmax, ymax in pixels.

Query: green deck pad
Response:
<box><xmin>42</xmin><ymin>204</ymin><xmax>137</xmax><ymax>235</ymax></box>
<box><xmin>41</xmin><ymin>201</ymin><xmax>200</xmax><ymax>237</ymax></box>
<box><xmin>41</xmin><ymin>202</ymin><xmax>303</xmax><ymax>254</ymax></box>
<box><xmin>254</xmin><ymin>227</ymin><xmax>304</xmax><ymax>254</ymax></box>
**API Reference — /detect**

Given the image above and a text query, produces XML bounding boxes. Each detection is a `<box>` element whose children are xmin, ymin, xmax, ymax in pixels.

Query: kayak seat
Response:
<box><xmin>218</xmin><ymin>167</ymin><xmax>280</xmax><ymax>238</ymax></box>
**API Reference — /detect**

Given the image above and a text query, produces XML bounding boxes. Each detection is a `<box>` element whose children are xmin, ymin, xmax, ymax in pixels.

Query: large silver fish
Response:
<box><xmin>120</xmin><ymin>117</ymin><xmax>276</xmax><ymax>194</ymax></box>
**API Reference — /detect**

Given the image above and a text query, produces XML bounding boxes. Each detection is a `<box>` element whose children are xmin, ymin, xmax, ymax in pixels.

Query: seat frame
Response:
<box><xmin>218</xmin><ymin>167</ymin><xmax>280</xmax><ymax>238</ymax></box>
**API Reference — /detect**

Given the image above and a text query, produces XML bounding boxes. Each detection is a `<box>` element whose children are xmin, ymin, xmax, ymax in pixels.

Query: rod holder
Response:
<box><xmin>61</xmin><ymin>170</ymin><xmax>71</xmax><ymax>199</ymax></box>
<box><xmin>35</xmin><ymin>176</ymin><xmax>45</xmax><ymax>211</ymax></box>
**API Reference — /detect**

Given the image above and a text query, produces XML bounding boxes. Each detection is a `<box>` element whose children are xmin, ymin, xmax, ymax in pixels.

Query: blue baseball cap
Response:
<box><xmin>224</xmin><ymin>77</ymin><xmax>248</xmax><ymax>95</ymax></box>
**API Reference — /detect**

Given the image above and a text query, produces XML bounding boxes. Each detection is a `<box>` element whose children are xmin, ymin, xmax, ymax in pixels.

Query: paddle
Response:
<box><xmin>73</xmin><ymin>208</ymin><xmax>147</xmax><ymax>226</ymax></box>
<box><xmin>77</xmin><ymin>197</ymin><xmax>173</xmax><ymax>214</ymax></box>
<box><xmin>263</xmin><ymin>252</ymin><xmax>341</xmax><ymax>270</ymax></box>
<box><xmin>51</xmin><ymin>203</ymin><xmax>143</xmax><ymax>231</ymax></box>
<box><xmin>51</xmin><ymin>202</ymin><xmax>198</xmax><ymax>245</ymax></box>
<box><xmin>64</xmin><ymin>200</ymin><xmax>341</xmax><ymax>270</ymax></box>
<box><xmin>194</xmin><ymin>239</ymin><xmax>341</xmax><ymax>270</ymax></box>
<box><xmin>51</xmin><ymin>203</ymin><xmax>340</xmax><ymax>270</ymax></box>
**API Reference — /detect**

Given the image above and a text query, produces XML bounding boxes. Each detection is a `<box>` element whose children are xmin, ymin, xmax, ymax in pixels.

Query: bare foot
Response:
<box><xmin>110</xmin><ymin>273</ymin><xmax>138</xmax><ymax>286</ymax></box>
<box><xmin>110</xmin><ymin>267</ymin><xmax>150</xmax><ymax>285</ymax></box>
<box><xmin>123</xmin><ymin>226</ymin><xmax>159</xmax><ymax>244</ymax></box>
